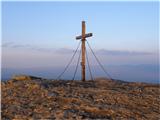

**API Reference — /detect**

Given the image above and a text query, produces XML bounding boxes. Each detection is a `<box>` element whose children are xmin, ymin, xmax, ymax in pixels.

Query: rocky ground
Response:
<box><xmin>1</xmin><ymin>76</ymin><xmax>160</xmax><ymax>120</ymax></box>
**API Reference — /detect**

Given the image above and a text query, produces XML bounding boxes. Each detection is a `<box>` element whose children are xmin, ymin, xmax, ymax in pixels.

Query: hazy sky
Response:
<box><xmin>3</xmin><ymin>1</ymin><xmax>158</xmax><ymax>50</ymax></box>
<box><xmin>2</xmin><ymin>1</ymin><xmax>159</xmax><ymax>82</ymax></box>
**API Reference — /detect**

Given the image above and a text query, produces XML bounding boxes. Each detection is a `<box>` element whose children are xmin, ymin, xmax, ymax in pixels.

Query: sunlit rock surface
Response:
<box><xmin>2</xmin><ymin>76</ymin><xmax>160</xmax><ymax>119</ymax></box>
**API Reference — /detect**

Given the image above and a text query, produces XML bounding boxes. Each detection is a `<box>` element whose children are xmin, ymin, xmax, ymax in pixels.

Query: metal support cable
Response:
<box><xmin>56</xmin><ymin>41</ymin><xmax>81</xmax><ymax>80</ymax></box>
<box><xmin>72</xmin><ymin>48</ymin><xmax>81</xmax><ymax>80</ymax></box>
<box><xmin>86</xmin><ymin>47</ymin><xmax>93</xmax><ymax>81</ymax></box>
<box><xmin>86</xmin><ymin>40</ymin><xmax>113</xmax><ymax>80</ymax></box>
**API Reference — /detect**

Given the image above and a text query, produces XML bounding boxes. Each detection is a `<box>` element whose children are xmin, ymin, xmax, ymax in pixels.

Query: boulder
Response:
<box><xmin>12</xmin><ymin>75</ymin><xmax>42</xmax><ymax>81</ymax></box>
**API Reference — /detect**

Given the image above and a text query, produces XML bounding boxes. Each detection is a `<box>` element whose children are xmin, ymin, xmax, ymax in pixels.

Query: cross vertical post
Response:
<box><xmin>76</xmin><ymin>21</ymin><xmax>93</xmax><ymax>82</ymax></box>
<box><xmin>81</xmin><ymin>21</ymin><xmax>86</xmax><ymax>81</ymax></box>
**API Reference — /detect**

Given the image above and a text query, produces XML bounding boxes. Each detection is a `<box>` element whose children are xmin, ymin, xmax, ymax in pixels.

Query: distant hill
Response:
<box><xmin>2</xmin><ymin>75</ymin><xmax>159</xmax><ymax>119</ymax></box>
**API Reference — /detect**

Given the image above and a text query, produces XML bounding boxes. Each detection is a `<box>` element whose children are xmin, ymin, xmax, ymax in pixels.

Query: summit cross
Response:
<box><xmin>76</xmin><ymin>21</ymin><xmax>93</xmax><ymax>81</ymax></box>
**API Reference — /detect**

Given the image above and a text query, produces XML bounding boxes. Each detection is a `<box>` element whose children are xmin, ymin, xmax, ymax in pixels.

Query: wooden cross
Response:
<box><xmin>76</xmin><ymin>21</ymin><xmax>93</xmax><ymax>81</ymax></box>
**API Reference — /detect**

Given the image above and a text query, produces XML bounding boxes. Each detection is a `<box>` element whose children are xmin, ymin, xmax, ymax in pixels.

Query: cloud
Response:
<box><xmin>2</xmin><ymin>42</ymin><xmax>14</xmax><ymax>47</ymax></box>
<box><xmin>2</xmin><ymin>42</ymin><xmax>153</xmax><ymax>56</ymax></box>
<box><xmin>96</xmin><ymin>49</ymin><xmax>152</xmax><ymax>56</ymax></box>
<box><xmin>2</xmin><ymin>42</ymin><xmax>54</xmax><ymax>52</ymax></box>
<box><xmin>55</xmin><ymin>48</ymin><xmax>74</xmax><ymax>54</ymax></box>
<box><xmin>2</xmin><ymin>42</ymin><xmax>31</xmax><ymax>48</ymax></box>
<box><xmin>2</xmin><ymin>42</ymin><xmax>80</xmax><ymax>54</ymax></box>
<box><xmin>55</xmin><ymin>48</ymin><xmax>81</xmax><ymax>54</ymax></box>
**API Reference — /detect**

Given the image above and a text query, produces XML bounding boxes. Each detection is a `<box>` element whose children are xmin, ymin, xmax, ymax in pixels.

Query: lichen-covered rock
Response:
<box><xmin>12</xmin><ymin>75</ymin><xmax>32</xmax><ymax>80</ymax></box>
<box><xmin>12</xmin><ymin>75</ymin><xmax>42</xmax><ymax>81</ymax></box>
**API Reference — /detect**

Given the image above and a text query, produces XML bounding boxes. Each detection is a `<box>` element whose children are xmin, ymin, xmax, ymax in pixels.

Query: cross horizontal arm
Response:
<box><xmin>76</xmin><ymin>33</ymin><xmax>93</xmax><ymax>40</ymax></box>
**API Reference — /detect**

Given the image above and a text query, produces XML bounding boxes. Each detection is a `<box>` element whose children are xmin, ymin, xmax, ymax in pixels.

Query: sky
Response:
<box><xmin>2</xmin><ymin>1</ymin><xmax>159</xmax><ymax>83</ymax></box>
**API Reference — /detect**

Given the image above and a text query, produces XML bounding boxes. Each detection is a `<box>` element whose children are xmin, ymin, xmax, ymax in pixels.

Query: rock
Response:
<box><xmin>12</xmin><ymin>75</ymin><xmax>42</xmax><ymax>81</ymax></box>
<box><xmin>48</xmin><ymin>91</ymin><xmax>59</xmax><ymax>97</ymax></box>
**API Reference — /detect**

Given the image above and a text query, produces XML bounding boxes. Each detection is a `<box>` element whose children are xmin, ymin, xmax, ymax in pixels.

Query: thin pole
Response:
<box><xmin>81</xmin><ymin>21</ymin><xmax>86</xmax><ymax>81</ymax></box>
